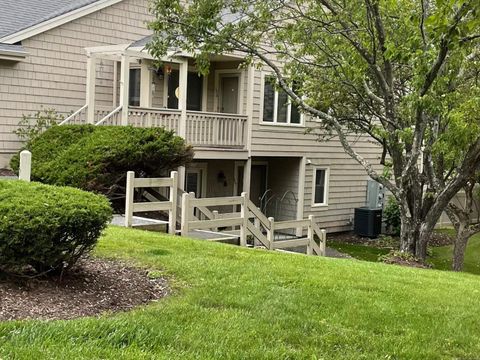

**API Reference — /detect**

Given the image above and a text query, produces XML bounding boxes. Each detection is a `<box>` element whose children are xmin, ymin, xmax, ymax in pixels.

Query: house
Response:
<box><xmin>0</xmin><ymin>0</ymin><xmax>384</xmax><ymax>233</ymax></box>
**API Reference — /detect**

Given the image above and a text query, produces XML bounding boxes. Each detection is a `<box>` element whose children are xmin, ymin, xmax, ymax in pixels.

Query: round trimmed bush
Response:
<box><xmin>0</xmin><ymin>180</ymin><xmax>112</xmax><ymax>274</ymax></box>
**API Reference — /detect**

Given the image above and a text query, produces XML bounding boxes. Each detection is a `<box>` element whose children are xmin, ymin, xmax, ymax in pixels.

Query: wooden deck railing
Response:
<box><xmin>62</xmin><ymin>105</ymin><xmax>247</xmax><ymax>148</ymax></box>
<box><xmin>185</xmin><ymin>111</ymin><xmax>247</xmax><ymax>148</ymax></box>
<box><xmin>128</xmin><ymin>107</ymin><xmax>181</xmax><ymax>131</ymax></box>
<box><xmin>60</xmin><ymin>105</ymin><xmax>118</xmax><ymax>125</ymax></box>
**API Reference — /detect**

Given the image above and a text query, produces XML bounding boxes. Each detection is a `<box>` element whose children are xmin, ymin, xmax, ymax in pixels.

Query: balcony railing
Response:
<box><xmin>62</xmin><ymin>105</ymin><xmax>247</xmax><ymax>149</ymax></box>
<box><xmin>185</xmin><ymin>111</ymin><xmax>247</xmax><ymax>148</ymax></box>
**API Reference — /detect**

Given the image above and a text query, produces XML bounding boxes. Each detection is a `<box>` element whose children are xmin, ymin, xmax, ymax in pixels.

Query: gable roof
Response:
<box><xmin>0</xmin><ymin>43</ymin><xmax>27</xmax><ymax>61</ymax></box>
<box><xmin>0</xmin><ymin>0</ymin><xmax>123</xmax><ymax>43</ymax></box>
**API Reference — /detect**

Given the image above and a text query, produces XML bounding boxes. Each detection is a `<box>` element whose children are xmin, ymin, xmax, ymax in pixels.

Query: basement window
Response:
<box><xmin>313</xmin><ymin>168</ymin><xmax>329</xmax><ymax>206</ymax></box>
<box><xmin>262</xmin><ymin>75</ymin><xmax>302</xmax><ymax>125</ymax></box>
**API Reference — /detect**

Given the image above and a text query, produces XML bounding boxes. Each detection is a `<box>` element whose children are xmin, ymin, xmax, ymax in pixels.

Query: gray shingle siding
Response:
<box><xmin>0</xmin><ymin>0</ymin><xmax>102</xmax><ymax>39</ymax></box>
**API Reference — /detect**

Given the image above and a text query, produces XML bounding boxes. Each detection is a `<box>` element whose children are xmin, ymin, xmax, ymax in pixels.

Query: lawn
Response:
<box><xmin>1</xmin><ymin>226</ymin><xmax>480</xmax><ymax>359</ymax></box>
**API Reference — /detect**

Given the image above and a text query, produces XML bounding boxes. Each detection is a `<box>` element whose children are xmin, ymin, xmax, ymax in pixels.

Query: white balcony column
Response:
<box><xmin>243</xmin><ymin>157</ymin><xmax>252</xmax><ymax>200</ymax></box>
<box><xmin>296</xmin><ymin>156</ymin><xmax>307</xmax><ymax>237</ymax></box>
<box><xmin>86</xmin><ymin>54</ymin><xmax>97</xmax><ymax>124</ymax></box>
<box><xmin>178</xmin><ymin>58</ymin><xmax>189</xmax><ymax>138</ymax></box>
<box><xmin>119</xmin><ymin>53</ymin><xmax>130</xmax><ymax>126</ymax></box>
<box><xmin>140</xmin><ymin>60</ymin><xmax>152</xmax><ymax>108</ymax></box>
<box><xmin>245</xmin><ymin>64</ymin><xmax>255</xmax><ymax>153</ymax></box>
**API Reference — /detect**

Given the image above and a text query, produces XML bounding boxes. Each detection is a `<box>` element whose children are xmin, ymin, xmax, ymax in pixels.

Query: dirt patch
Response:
<box><xmin>428</xmin><ymin>231</ymin><xmax>455</xmax><ymax>247</ymax></box>
<box><xmin>382</xmin><ymin>254</ymin><xmax>432</xmax><ymax>269</ymax></box>
<box><xmin>0</xmin><ymin>258</ymin><xmax>168</xmax><ymax>321</ymax></box>
<box><xmin>0</xmin><ymin>168</ymin><xmax>15</xmax><ymax>177</ymax></box>
<box><xmin>328</xmin><ymin>232</ymin><xmax>399</xmax><ymax>249</ymax></box>
<box><xmin>329</xmin><ymin>231</ymin><xmax>454</xmax><ymax>248</ymax></box>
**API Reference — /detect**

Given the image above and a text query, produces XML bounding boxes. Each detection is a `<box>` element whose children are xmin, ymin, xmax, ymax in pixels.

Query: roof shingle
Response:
<box><xmin>0</xmin><ymin>0</ymin><xmax>103</xmax><ymax>39</ymax></box>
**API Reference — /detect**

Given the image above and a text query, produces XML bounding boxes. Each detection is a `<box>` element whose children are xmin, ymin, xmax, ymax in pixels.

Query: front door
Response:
<box><xmin>219</xmin><ymin>75</ymin><xmax>239</xmax><ymax>113</ymax></box>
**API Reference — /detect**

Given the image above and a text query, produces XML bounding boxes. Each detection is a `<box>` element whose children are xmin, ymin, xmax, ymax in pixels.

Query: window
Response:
<box><xmin>313</xmin><ymin>168</ymin><xmax>329</xmax><ymax>206</ymax></box>
<box><xmin>129</xmin><ymin>68</ymin><xmax>141</xmax><ymax>106</ymax></box>
<box><xmin>262</xmin><ymin>75</ymin><xmax>301</xmax><ymax>124</ymax></box>
<box><xmin>167</xmin><ymin>69</ymin><xmax>203</xmax><ymax>110</ymax></box>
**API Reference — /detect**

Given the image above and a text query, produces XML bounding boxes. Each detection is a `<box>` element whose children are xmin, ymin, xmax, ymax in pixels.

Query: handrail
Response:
<box><xmin>96</xmin><ymin>105</ymin><xmax>122</xmax><ymax>126</ymax></box>
<box><xmin>186</xmin><ymin>110</ymin><xmax>248</xmax><ymax>119</ymax></box>
<box><xmin>130</xmin><ymin>106</ymin><xmax>181</xmax><ymax>114</ymax></box>
<box><xmin>59</xmin><ymin>104</ymin><xmax>87</xmax><ymax>125</ymax></box>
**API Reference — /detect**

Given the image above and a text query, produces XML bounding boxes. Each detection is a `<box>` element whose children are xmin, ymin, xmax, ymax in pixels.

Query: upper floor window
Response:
<box><xmin>313</xmin><ymin>167</ymin><xmax>329</xmax><ymax>206</ymax></box>
<box><xmin>129</xmin><ymin>68</ymin><xmax>141</xmax><ymax>107</ymax></box>
<box><xmin>262</xmin><ymin>75</ymin><xmax>301</xmax><ymax>125</ymax></box>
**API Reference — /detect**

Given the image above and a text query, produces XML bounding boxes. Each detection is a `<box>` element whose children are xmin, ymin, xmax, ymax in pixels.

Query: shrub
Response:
<box><xmin>383</xmin><ymin>196</ymin><xmax>401</xmax><ymax>236</ymax></box>
<box><xmin>11</xmin><ymin>125</ymin><xmax>193</xmax><ymax>200</ymax></box>
<box><xmin>0</xmin><ymin>180</ymin><xmax>112</xmax><ymax>275</ymax></box>
<box><xmin>13</xmin><ymin>108</ymin><xmax>64</xmax><ymax>142</ymax></box>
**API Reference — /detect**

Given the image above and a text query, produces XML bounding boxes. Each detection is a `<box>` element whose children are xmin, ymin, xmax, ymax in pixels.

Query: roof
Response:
<box><xmin>0</xmin><ymin>0</ymin><xmax>103</xmax><ymax>39</ymax></box>
<box><xmin>0</xmin><ymin>43</ymin><xmax>27</xmax><ymax>60</ymax></box>
<box><xmin>129</xmin><ymin>35</ymin><xmax>152</xmax><ymax>49</ymax></box>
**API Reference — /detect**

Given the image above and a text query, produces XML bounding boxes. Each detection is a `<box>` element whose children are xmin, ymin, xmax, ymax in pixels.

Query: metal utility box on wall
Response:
<box><xmin>366</xmin><ymin>180</ymin><xmax>385</xmax><ymax>209</ymax></box>
<box><xmin>354</xmin><ymin>207</ymin><xmax>382</xmax><ymax>238</ymax></box>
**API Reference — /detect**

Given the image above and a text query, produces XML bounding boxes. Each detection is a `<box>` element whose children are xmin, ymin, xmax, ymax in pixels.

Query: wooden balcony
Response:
<box><xmin>63</xmin><ymin>106</ymin><xmax>248</xmax><ymax>149</ymax></box>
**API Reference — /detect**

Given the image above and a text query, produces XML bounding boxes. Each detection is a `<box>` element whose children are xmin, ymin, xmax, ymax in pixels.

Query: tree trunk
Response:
<box><xmin>452</xmin><ymin>226</ymin><xmax>470</xmax><ymax>271</ymax></box>
<box><xmin>399</xmin><ymin>217</ymin><xmax>417</xmax><ymax>254</ymax></box>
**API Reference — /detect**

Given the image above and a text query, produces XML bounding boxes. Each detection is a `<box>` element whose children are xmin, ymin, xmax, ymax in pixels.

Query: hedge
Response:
<box><xmin>11</xmin><ymin>125</ymin><xmax>193</xmax><ymax>199</ymax></box>
<box><xmin>0</xmin><ymin>180</ymin><xmax>112</xmax><ymax>274</ymax></box>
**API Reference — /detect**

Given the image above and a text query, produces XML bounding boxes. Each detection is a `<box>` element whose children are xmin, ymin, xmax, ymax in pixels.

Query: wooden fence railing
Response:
<box><xmin>125</xmin><ymin>171</ymin><xmax>178</xmax><ymax>234</ymax></box>
<box><xmin>181</xmin><ymin>192</ymin><xmax>249</xmax><ymax>246</ymax></box>
<box><xmin>180</xmin><ymin>193</ymin><xmax>326</xmax><ymax>256</ymax></box>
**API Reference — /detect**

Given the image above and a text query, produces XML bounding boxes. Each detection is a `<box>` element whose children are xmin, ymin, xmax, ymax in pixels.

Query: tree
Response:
<box><xmin>148</xmin><ymin>0</ymin><xmax>480</xmax><ymax>260</ymax></box>
<box><xmin>445</xmin><ymin>176</ymin><xmax>480</xmax><ymax>271</ymax></box>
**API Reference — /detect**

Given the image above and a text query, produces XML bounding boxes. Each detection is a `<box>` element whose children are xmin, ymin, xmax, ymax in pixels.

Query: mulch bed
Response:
<box><xmin>0</xmin><ymin>168</ymin><xmax>15</xmax><ymax>177</ymax></box>
<box><xmin>382</xmin><ymin>254</ymin><xmax>433</xmax><ymax>269</ymax></box>
<box><xmin>0</xmin><ymin>258</ymin><xmax>169</xmax><ymax>321</ymax></box>
<box><xmin>328</xmin><ymin>230</ymin><xmax>454</xmax><ymax>248</ymax></box>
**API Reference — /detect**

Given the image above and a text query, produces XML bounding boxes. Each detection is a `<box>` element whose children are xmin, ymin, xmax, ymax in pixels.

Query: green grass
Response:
<box><xmin>2</xmin><ymin>226</ymin><xmax>480</xmax><ymax>359</ymax></box>
<box><xmin>328</xmin><ymin>242</ymin><xmax>390</xmax><ymax>262</ymax></box>
<box><xmin>430</xmin><ymin>229</ymin><xmax>480</xmax><ymax>274</ymax></box>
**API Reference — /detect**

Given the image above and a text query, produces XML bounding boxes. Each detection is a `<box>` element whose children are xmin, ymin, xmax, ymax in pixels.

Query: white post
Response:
<box><xmin>267</xmin><ymin>217</ymin><xmax>275</xmax><ymax>250</ymax></box>
<box><xmin>296</xmin><ymin>156</ymin><xmax>307</xmax><ymax>237</ymax></box>
<box><xmin>189</xmin><ymin>192</ymin><xmax>196</xmax><ymax>219</ymax></box>
<box><xmin>18</xmin><ymin>150</ymin><xmax>31</xmax><ymax>182</ymax></box>
<box><xmin>112</xmin><ymin>60</ymin><xmax>118</xmax><ymax>107</ymax></box>
<box><xmin>125</xmin><ymin>171</ymin><xmax>135</xmax><ymax>227</ymax></box>
<box><xmin>245</xmin><ymin>65</ymin><xmax>255</xmax><ymax>152</ymax></box>
<box><xmin>140</xmin><ymin>61</ymin><xmax>152</xmax><ymax>108</ymax></box>
<box><xmin>240</xmin><ymin>192</ymin><xmax>248</xmax><ymax>247</ymax></box>
<box><xmin>212</xmin><ymin>210</ymin><xmax>219</xmax><ymax>231</ymax></box>
<box><xmin>320</xmin><ymin>229</ymin><xmax>327</xmax><ymax>256</ymax></box>
<box><xmin>169</xmin><ymin>171</ymin><xmax>178</xmax><ymax>235</ymax></box>
<box><xmin>307</xmin><ymin>215</ymin><xmax>314</xmax><ymax>255</ymax></box>
<box><xmin>181</xmin><ymin>192</ymin><xmax>190</xmax><ymax>236</ymax></box>
<box><xmin>253</xmin><ymin>216</ymin><xmax>260</xmax><ymax>247</ymax></box>
<box><xmin>120</xmin><ymin>54</ymin><xmax>130</xmax><ymax>126</ymax></box>
<box><xmin>243</xmin><ymin>158</ymin><xmax>252</xmax><ymax>199</ymax></box>
<box><xmin>86</xmin><ymin>55</ymin><xmax>97</xmax><ymax>124</ymax></box>
<box><xmin>178</xmin><ymin>59</ymin><xmax>188</xmax><ymax>139</ymax></box>
<box><xmin>178</xmin><ymin>166</ymin><xmax>186</xmax><ymax>191</ymax></box>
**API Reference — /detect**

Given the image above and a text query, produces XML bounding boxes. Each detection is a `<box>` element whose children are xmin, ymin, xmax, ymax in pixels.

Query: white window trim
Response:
<box><xmin>259</xmin><ymin>72</ymin><xmax>304</xmax><ymax>127</ymax></box>
<box><xmin>311</xmin><ymin>167</ymin><xmax>330</xmax><ymax>207</ymax></box>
